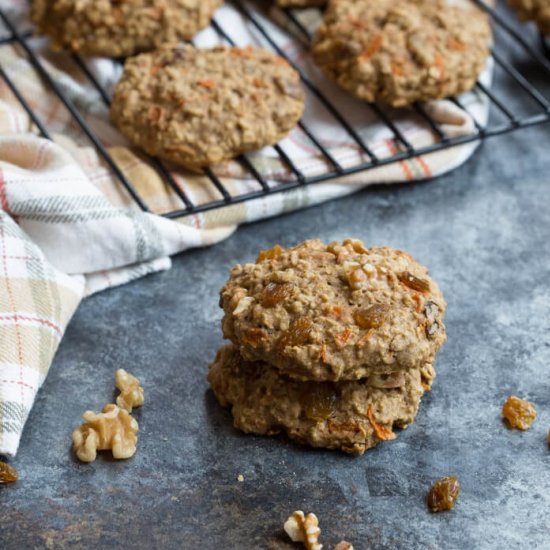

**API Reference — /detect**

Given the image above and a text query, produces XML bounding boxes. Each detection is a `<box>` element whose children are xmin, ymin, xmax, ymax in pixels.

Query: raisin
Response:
<box><xmin>354</xmin><ymin>304</ymin><xmax>389</xmax><ymax>329</ymax></box>
<box><xmin>302</xmin><ymin>383</ymin><xmax>337</xmax><ymax>421</ymax></box>
<box><xmin>502</xmin><ymin>395</ymin><xmax>537</xmax><ymax>430</ymax></box>
<box><xmin>278</xmin><ymin>318</ymin><xmax>313</xmax><ymax>349</ymax></box>
<box><xmin>427</xmin><ymin>476</ymin><xmax>460</xmax><ymax>512</ymax></box>
<box><xmin>398</xmin><ymin>272</ymin><xmax>430</xmax><ymax>293</ymax></box>
<box><xmin>242</xmin><ymin>328</ymin><xmax>268</xmax><ymax>348</ymax></box>
<box><xmin>260</xmin><ymin>282</ymin><xmax>292</xmax><ymax>308</ymax></box>
<box><xmin>0</xmin><ymin>462</ymin><xmax>18</xmax><ymax>484</ymax></box>
<box><xmin>256</xmin><ymin>245</ymin><xmax>284</xmax><ymax>263</ymax></box>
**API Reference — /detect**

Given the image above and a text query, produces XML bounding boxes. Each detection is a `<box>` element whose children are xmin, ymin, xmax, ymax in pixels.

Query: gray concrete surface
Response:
<box><xmin>2</xmin><ymin>13</ymin><xmax>550</xmax><ymax>550</ymax></box>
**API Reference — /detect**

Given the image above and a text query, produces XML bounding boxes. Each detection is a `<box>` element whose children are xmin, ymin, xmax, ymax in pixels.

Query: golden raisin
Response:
<box><xmin>302</xmin><ymin>383</ymin><xmax>337</xmax><ymax>422</ymax></box>
<box><xmin>398</xmin><ymin>272</ymin><xmax>430</xmax><ymax>293</ymax></box>
<box><xmin>242</xmin><ymin>328</ymin><xmax>268</xmax><ymax>348</ymax></box>
<box><xmin>502</xmin><ymin>396</ymin><xmax>537</xmax><ymax>430</ymax></box>
<box><xmin>260</xmin><ymin>282</ymin><xmax>292</xmax><ymax>308</ymax></box>
<box><xmin>354</xmin><ymin>304</ymin><xmax>390</xmax><ymax>329</ymax></box>
<box><xmin>278</xmin><ymin>318</ymin><xmax>313</xmax><ymax>349</ymax></box>
<box><xmin>0</xmin><ymin>462</ymin><xmax>18</xmax><ymax>484</ymax></box>
<box><xmin>427</xmin><ymin>476</ymin><xmax>460</xmax><ymax>512</ymax></box>
<box><xmin>256</xmin><ymin>245</ymin><xmax>284</xmax><ymax>263</ymax></box>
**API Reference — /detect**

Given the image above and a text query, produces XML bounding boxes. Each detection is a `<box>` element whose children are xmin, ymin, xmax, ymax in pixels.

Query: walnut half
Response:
<box><xmin>284</xmin><ymin>511</ymin><xmax>322</xmax><ymax>550</ymax></box>
<box><xmin>115</xmin><ymin>369</ymin><xmax>144</xmax><ymax>413</ymax></box>
<box><xmin>72</xmin><ymin>404</ymin><xmax>139</xmax><ymax>463</ymax></box>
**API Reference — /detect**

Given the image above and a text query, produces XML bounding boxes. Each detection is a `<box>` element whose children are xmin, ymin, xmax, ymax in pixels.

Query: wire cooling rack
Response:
<box><xmin>0</xmin><ymin>0</ymin><xmax>549</xmax><ymax>220</ymax></box>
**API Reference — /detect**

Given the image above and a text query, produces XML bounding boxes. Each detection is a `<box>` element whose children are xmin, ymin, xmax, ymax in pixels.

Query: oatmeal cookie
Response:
<box><xmin>110</xmin><ymin>45</ymin><xmax>305</xmax><ymax>170</ymax></box>
<box><xmin>208</xmin><ymin>345</ymin><xmax>434</xmax><ymax>454</ymax></box>
<box><xmin>220</xmin><ymin>239</ymin><xmax>446</xmax><ymax>382</ymax></box>
<box><xmin>30</xmin><ymin>0</ymin><xmax>222</xmax><ymax>58</ymax></box>
<box><xmin>508</xmin><ymin>0</ymin><xmax>550</xmax><ymax>35</ymax></box>
<box><xmin>311</xmin><ymin>0</ymin><xmax>492</xmax><ymax>107</ymax></box>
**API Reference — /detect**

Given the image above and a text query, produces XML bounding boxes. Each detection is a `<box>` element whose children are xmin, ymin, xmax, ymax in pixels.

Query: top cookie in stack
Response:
<box><xmin>209</xmin><ymin>239</ymin><xmax>447</xmax><ymax>454</ymax></box>
<box><xmin>220</xmin><ymin>239</ymin><xmax>446</xmax><ymax>381</ymax></box>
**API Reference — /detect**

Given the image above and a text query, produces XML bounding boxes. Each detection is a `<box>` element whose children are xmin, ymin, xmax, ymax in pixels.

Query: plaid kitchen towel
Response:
<box><xmin>0</xmin><ymin>0</ymin><xmax>493</xmax><ymax>456</ymax></box>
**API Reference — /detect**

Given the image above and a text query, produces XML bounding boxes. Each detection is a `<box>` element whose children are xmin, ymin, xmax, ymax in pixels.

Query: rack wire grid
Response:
<box><xmin>0</xmin><ymin>0</ymin><xmax>549</xmax><ymax>220</ymax></box>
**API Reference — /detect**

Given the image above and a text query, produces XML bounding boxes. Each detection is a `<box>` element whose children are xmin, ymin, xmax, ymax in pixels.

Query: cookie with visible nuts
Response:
<box><xmin>311</xmin><ymin>0</ymin><xmax>491</xmax><ymax>107</ymax></box>
<box><xmin>220</xmin><ymin>239</ymin><xmax>446</xmax><ymax>382</ymax></box>
<box><xmin>30</xmin><ymin>0</ymin><xmax>222</xmax><ymax>58</ymax></box>
<box><xmin>208</xmin><ymin>345</ymin><xmax>433</xmax><ymax>454</ymax></box>
<box><xmin>110</xmin><ymin>45</ymin><xmax>305</xmax><ymax>170</ymax></box>
<box><xmin>508</xmin><ymin>0</ymin><xmax>550</xmax><ymax>35</ymax></box>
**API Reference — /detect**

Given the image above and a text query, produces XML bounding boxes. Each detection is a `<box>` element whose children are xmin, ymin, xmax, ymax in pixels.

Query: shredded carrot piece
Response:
<box><xmin>367</xmin><ymin>405</ymin><xmax>396</xmax><ymax>441</ymax></box>
<box><xmin>359</xmin><ymin>34</ymin><xmax>382</xmax><ymax>62</ymax></box>
<box><xmin>391</xmin><ymin>63</ymin><xmax>405</xmax><ymax>76</ymax></box>
<box><xmin>356</xmin><ymin>329</ymin><xmax>374</xmax><ymax>346</ymax></box>
<box><xmin>274</xmin><ymin>57</ymin><xmax>289</xmax><ymax>66</ymax></box>
<box><xmin>334</xmin><ymin>328</ymin><xmax>353</xmax><ymax>348</ymax></box>
<box><xmin>329</xmin><ymin>306</ymin><xmax>343</xmax><ymax>318</ymax></box>
<box><xmin>448</xmin><ymin>37</ymin><xmax>465</xmax><ymax>52</ymax></box>
<box><xmin>197</xmin><ymin>79</ymin><xmax>216</xmax><ymax>89</ymax></box>
<box><xmin>231</xmin><ymin>47</ymin><xmax>255</xmax><ymax>59</ymax></box>
<box><xmin>434</xmin><ymin>53</ymin><xmax>446</xmax><ymax>79</ymax></box>
<box><xmin>150</xmin><ymin>65</ymin><xmax>161</xmax><ymax>76</ymax></box>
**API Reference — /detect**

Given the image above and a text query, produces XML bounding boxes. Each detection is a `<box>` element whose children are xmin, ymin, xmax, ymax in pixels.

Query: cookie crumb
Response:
<box><xmin>334</xmin><ymin>542</ymin><xmax>354</xmax><ymax>550</ymax></box>
<box><xmin>284</xmin><ymin>511</ymin><xmax>322</xmax><ymax>550</ymax></box>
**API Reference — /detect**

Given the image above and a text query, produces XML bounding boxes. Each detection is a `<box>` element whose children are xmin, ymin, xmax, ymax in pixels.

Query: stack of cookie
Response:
<box><xmin>208</xmin><ymin>239</ymin><xmax>447</xmax><ymax>454</ymax></box>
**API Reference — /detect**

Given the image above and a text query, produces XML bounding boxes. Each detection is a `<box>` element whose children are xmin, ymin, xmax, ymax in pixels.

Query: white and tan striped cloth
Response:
<box><xmin>0</xmin><ymin>0</ymin><xmax>492</xmax><ymax>456</ymax></box>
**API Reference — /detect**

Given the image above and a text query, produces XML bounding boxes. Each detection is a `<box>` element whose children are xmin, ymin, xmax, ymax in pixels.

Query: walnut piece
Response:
<box><xmin>72</xmin><ymin>404</ymin><xmax>139</xmax><ymax>463</ymax></box>
<box><xmin>284</xmin><ymin>511</ymin><xmax>322</xmax><ymax>550</ymax></box>
<box><xmin>115</xmin><ymin>369</ymin><xmax>144</xmax><ymax>412</ymax></box>
<box><xmin>334</xmin><ymin>543</ymin><xmax>354</xmax><ymax>550</ymax></box>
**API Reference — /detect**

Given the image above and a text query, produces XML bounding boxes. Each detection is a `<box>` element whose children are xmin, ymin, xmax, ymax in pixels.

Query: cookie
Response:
<box><xmin>110</xmin><ymin>45</ymin><xmax>305</xmax><ymax>170</ymax></box>
<box><xmin>208</xmin><ymin>345</ymin><xmax>434</xmax><ymax>454</ymax></box>
<box><xmin>220</xmin><ymin>239</ymin><xmax>446</xmax><ymax>382</ymax></box>
<box><xmin>311</xmin><ymin>0</ymin><xmax>492</xmax><ymax>107</ymax></box>
<box><xmin>508</xmin><ymin>0</ymin><xmax>550</xmax><ymax>35</ymax></box>
<box><xmin>30</xmin><ymin>0</ymin><xmax>222</xmax><ymax>58</ymax></box>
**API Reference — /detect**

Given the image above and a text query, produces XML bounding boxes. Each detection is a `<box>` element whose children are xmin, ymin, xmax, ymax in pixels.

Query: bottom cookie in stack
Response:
<box><xmin>208</xmin><ymin>345</ymin><xmax>436</xmax><ymax>454</ymax></box>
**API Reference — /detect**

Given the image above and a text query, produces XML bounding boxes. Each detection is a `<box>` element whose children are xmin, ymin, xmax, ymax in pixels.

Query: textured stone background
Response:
<box><xmin>2</xmin><ymin>15</ymin><xmax>550</xmax><ymax>550</ymax></box>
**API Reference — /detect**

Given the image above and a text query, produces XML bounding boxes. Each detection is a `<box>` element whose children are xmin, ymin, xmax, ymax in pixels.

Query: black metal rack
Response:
<box><xmin>0</xmin><ymin>0</ymin><xmax>549</xmax><ymax>220</ymax></box>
